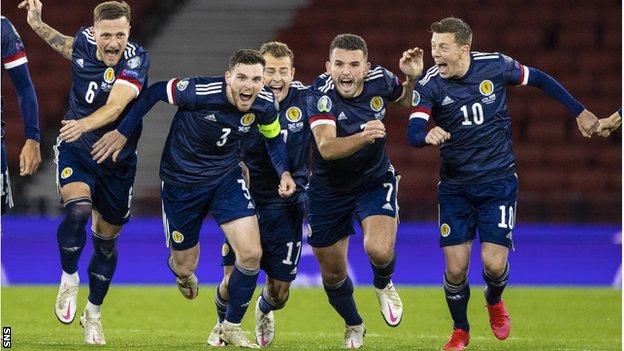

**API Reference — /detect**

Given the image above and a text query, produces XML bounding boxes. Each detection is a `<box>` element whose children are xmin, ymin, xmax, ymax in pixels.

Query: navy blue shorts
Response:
<box><xmin>222</xmin><ymin>202</ymin><xmax>305</xmax><ymax>282</ymax></box>
<box><xmin>438</xmin><ymin>174</ymin><xmax>518</xmax><ymax>248</ymax></box>
<box><xmin>306</xmin><ymin>167</ymin><xmax>399</xmax><ymax>248</ymax></box>
<box><xmin>162</xmin><ymin>167</ymin><xmax>256</xmax><ymax>251</ymax></box>
<box><xmin>1</xmin><ymin>142</ymin><xmax>13</xmax><ymax>214</ymax></box>
<box><xmin>55</xmin><ymin>140</ymin><xmax>136</xmax><ymax>225</ymax></box>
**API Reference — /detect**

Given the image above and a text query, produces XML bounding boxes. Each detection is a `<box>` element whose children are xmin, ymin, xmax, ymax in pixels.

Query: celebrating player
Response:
<box><xmin>406</xmin><ymin>17</ymin><xmax>599</xmax><ymax>350</ymax></box>
<box><xmin>19</xmin><ymin>0</ymin><xmax>150</xmax><ymax>345</ymax></box>
<box><xmin>91</xmin><ymin>49</ymin><xmax>295</xmax><ymax>348</ymax></box>
<box><xmin>305</xmin><ymin>34</ymin><xmax>422</xmax><ymax>348</ymax></box>
<box><xmin>208</xmin><ymin>41</ymin><xmax>311</xmax><ymax>347</ymax></box>
<box><xmin>1</xmin><ymin>15</ymin><xmax>41</xmax><ymax>213</ymax></box>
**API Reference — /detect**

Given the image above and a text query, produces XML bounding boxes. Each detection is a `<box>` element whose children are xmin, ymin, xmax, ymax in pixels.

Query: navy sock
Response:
<box><xmin>87</xmin><ymin>230</ymin><xmax>118</xmax><ymax>305</ymax></box>
<box><xmin>258</xmin><ymin>286</ymin><xmax>287</xmax><ymax>314</ymax></box>
<box><xmin>225</xmin><ymin>262</ymin><xmax>259</xmax><ymax>324</ymax></box>
<box><xmin>370</xmin><ymin>253</ymin><xmax>396</xmax><ymax>289</ymax></box>
<box><xmin>57</xmin><ymin>197</ymin><xmax>91</xmax><ymax>274</ymax></box>
<box><xmin>483</xmin><ymin>263</ymin><xmax>509</xmax><ymax>305</ymax></box>
<box><xmin>324</xmin><ymin>276</ymin><xmax>363</xmax><ymax>326</ymax></box>
<box><xmin>215</xmin><ymin>287</ymin><xmax>228</xmax><ymax>323</ymax></box>
<box><xmin>444</xmin><ymin>275</ymin><xmax>470</xmax><ymax>332</ymax></box>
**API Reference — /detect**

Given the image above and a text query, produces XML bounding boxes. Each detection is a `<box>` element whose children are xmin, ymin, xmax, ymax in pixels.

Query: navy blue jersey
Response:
<box><xmin>66</xmin><ymin>27</ymin><xmax>149</xmax><ymax>164</ymax></box>
<box><xmin>306</xmin><ymin>65</ymin><xmax>403</xmax><ymax>192</ymax></box>
<box><xmin>411</xmin><ymin>52</ymin><xmax>528</xmax><ymax>184</ymax></box>
<box><xmin>241</xmin><ymin>81</ymin><xmax>310</xmax><ymax>207</ymax></box>
<box><xmin>1</xmin><ymin>16</ymin><xmax>28</xmax><ymax>135</ymax></box>
<box><xmin>160</xmin><ymin>76</ymin><xmax>280</xmax><ymax>186</ymax></box>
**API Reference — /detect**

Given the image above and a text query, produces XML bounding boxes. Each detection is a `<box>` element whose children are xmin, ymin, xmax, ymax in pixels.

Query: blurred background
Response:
<box><xmin>1</xmin><ymin>0</ymin><xmax>621</xmax><ymax>286</ymax></box>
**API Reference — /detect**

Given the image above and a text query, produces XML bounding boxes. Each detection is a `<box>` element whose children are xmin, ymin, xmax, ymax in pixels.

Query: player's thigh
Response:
<box><xmin>170</xmin><ymin>243</ymin><xmax>200</xmax><ymax>271</ymax></box>
<box><xmin>220</xmin><ymin>215</ymin><xmax>262</xmax><ymax>267</ymax></box>
<box><xmin>161</xmin><ymin>182</ymin><xmax>211</xmax><ymax>251</ymax></box>
<box><xmin>211</xmin><ymin>167</ymin><xmax>257</xmax><ymax>230</ymax></box>
<box><xmin>91</xmin><ymin>167</ymin><xmax>136</xmax><ymax>227</ymax></box>
<box><xmin>355</xmin><ymin>168</ymin><xmax>400</xmax><ymax>224</ymax></box>
<box><xmin>443</xmin><ymin>241</ymin><xmax>473</xmax><ymax>282</ymax></box>
<box><xmin>361</xmin><ymin>215</ymin><xmax>397</xmax><ymax>262</ymax></box>
<box><xmin>312</xmin><ymin>236</ymin><xmax>350</xmax><ymax>283</ymax></box>
<box><xmin>306</xmin><ymin>183</ymin><xmax>356</xmax><ymax>248</ymax></box>
<box><xmin>91</xmin><ymin>209</ymin><xmax>122</xmax><ymax>237</ymax></box>
<box><xmin>473</xmin><ymin>174</ymin><xmax>518</xmax><ymax>249</ymax></box>
<box><xmin>55</xmin><ymin>143</ymin><xmax>94</xmax><ymax>202</ymax></box>
<box><xmin>259</xmin><ymin>203</ymin><xmax>305</xmax><ymax>283</ymax></box>
<box><xmin>438</xmin><ymin>181</ymin><xmax>477</xmax><ymax>247</ymax></box>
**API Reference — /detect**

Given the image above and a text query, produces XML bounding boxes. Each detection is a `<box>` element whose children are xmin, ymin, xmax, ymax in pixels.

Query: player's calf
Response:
<box><xmin>167</xmin><ymin>255</ymin><xmax>199</xmax><ymax>299</ymax></box>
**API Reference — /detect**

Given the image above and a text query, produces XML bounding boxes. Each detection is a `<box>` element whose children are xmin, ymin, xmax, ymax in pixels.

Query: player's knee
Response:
<box><xmin>64</xmin><ymin>198</ymin><xmax>92</xmax><ymax>230</ymax></box>
<box><xmin>483</xmin><ymin>259</ymin><xmax>507</xmax><ymax>278</ymax></box>
<box><xmin>364</xmin><ymin>241</ymin><xmax>394</xmax><ymax>265</ymax></box>
<box><xmin>172</xmin><ymin>254</ymin><xmax>198</xmax><ymax>278</ymax></box>
<box><xmin>445</xmin><ymin>266</ymin><xmax>468</xmax><ymax>284</ymax></box>
<box><xmin>268</xmin><ymin>281</ymin><xmax>290</xmax><ymax>306</ymax></box>
<box><xmin>236</xmin><ymin>246</ymin><xmax>262</xmax><ymax>269</ymax></box>
<box><xmin>321</xmin><ymin>268</ymin><xmax>348</xmax><ymax>285</ymax></box>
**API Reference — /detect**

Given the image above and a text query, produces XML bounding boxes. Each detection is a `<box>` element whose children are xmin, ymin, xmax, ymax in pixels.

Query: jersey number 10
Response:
<box><xmin>460</xmin><ymin>103</ymin><xmax>484</xmax><ymax>126</ymax></box>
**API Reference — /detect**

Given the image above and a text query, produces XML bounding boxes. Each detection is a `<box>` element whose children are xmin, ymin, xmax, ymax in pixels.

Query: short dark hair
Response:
<box><xmin>228</xmin><ymin>49</ymin><xmax>265</xmax><ymax>70</ymax></box>
<box><xmin>94</xmin><ymin>1</ymin><xmax>131</xmax><ymax>23</ymax></box>
<box><xmin>260</xmin><ymin>41</ymin><xmax>295</xmax><ymax>67</ymax></box>
<box><xmin>430</xmin><ymin>17</ymin><xmax>472</xmax><ymax>46</ymax></box>
<box><xmin>329</xmin><ymin>34</ymin><xmax>368</xmax><ymax>58</ymax></box>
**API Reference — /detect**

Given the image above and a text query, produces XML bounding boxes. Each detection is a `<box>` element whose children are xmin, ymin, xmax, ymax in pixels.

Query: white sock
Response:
<box><xmin>61</xmin><ymin>271</ymin><xmax>79</xmax><ymax>285</ymax></box>
<box><xmin>85</xmin><ymin>301</ymin><xmax>101</xmax><ymax>318</ymax></box>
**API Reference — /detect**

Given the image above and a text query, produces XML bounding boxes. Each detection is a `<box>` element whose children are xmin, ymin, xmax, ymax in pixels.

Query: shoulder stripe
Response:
<box><xmin>257</xmin><ymin>94</ymin><xmax>274</xmax><ymax>103</ymax></box>
<box><xmin>473</xmin><ymin>55</ymin><xmax>500</xmax><ymax>61</ymax></box>
<box><xmin>472</xmin><ymin>51</ymin><xmax>499</xmax><ymax>56</ymax></box>
<box><xmin>82</xmin><ymin>29</ymin><xmax>96</xmax><ymax>45</ymax></box>
<box><xmin>364</xmin><ymin>73</ymin><xmax>384</xmax><ymax>81</ymax></box>
<box><xmin>319</xmin><ymin>76</ymin><xmax>333</xmax><ymax>93</ymax></box>
<box><xmin>418</xmin><ymin>67</ymin><xmax>438</xmax><ymax>86</ymax></box>
<box><xmin>196</xmin><ymin>90</ymin><xmax>222</xmax><ymax>95</ymax></box>
<box><xmin>196</xmin><ymin>82</ymin><xmax>222</xmax><ymax>87</ymax></box>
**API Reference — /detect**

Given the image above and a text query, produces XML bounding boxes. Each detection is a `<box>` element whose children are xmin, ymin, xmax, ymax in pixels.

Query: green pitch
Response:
<box><xmin>1</xmin><ymin>286</ymin><xmax>620</xmax><ymax>350</ymax></box>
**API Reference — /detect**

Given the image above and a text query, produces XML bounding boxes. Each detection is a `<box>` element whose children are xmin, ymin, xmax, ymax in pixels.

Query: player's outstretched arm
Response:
<box><xmin>18</xmin><ymin>0</ymin><xmax>74</xmax><ymax>60</ymax></box>
<box><xmin>260</xmin><ymin>118</ymin><xmax>296</xmax><ymax>197</ymax></box>
<box><xmin>313</xmin><ymin>120</ymin><xmax>385</xmax><ymax>160</ymax></box>
<box><xmin>523</xmin><ymin>67</ymin><xmax>598</xmax><ymax>137</ymax></box>
<box><xmin>396</xmin><ymin>47</ymin><xmax>424</xmax><ymax>107</ymax></box>
<box><xmin>59</xmin><ymin>83</ymin><xmax>136</xmax><ymax>142</ymax></box>
<box><xmin>91</xmin><ymin>81</ymin><xmax>169</xmax><ymax>163</ymax></box>
<box><xmin>6</xmin><ymin>59</ymin><xmax>42</xmax><ymax>175</ymax></box>
<box><xmin>596</xmin><ymin>109</ymin><xmax>622</xmax><ymax>137</ymax></box>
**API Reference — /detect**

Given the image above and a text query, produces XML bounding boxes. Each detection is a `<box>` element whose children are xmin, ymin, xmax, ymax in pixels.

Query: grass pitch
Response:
<box><xmin>1</xmin><ymin>286</ymin><xmax>620</xmax><ymax>350</ymax></box>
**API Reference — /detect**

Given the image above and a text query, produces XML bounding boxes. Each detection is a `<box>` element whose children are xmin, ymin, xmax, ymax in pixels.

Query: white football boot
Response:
<box><xmin>343</xmin><ymin>324</ymin><xmax>365</xmax><ymax>348</ymax></box>
<box><xmin>219</xmin><ymin>320</ymin><xmax>260</xmax><ymax>348</ymax></box>
<box><xmin>207</xmin><ymin>322</ymin><xmax>225</xmax><ymax>347</ymax></box>
<box><xmin>79</xmin><ymin>309</ymin><xmax>106</xmax><ymax>345</ymax></box>
<box><xmin>375</xmin><ymin>280</ymin><xmax>403</xmax><ymax>326</ymax></box>
<box><xmin>254</xmin><ymin>295</ymin><xmax>275</xmax><ymax>347</ymax></box>
<box><xmin>54</xmin><ymin>281</ymin><xmax>78</xmax><ymax>324</ymax></box>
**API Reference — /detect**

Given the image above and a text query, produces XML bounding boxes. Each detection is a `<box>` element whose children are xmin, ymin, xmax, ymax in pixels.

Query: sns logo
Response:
<box><xmin>286</xmin><ymin>107</ymin><xmax>302</xmax><ymax>122</ymax></box>
<box><xmin>370</xmin><ymin>96</ymin><xmax>383</xmax><ymax>112</ymax></box>
<box><xmin>241</xmin><ymin>113</ymin><xmax>255</xmax><ymax>126</ymax></box>
<box><xmin>103</xmin><ymin>67</ymin><xmax>115</xmax><ymax>84</ymax></box>
<box><xmin>317</xmin><ymin>95</ymin><xmax>332</xmax><ymax>113</ymax></box>
<box><xmin>479</xmin><ymin>80</ymin><xmax>494</xmax><ymax>96</ymax></box>
<box><xmin>172</xmin><ymin>231</ymin><xmax>184</xmax><ymax>244</ymax></box>
<box><xmin>440</xmin><ymin>223</ymin><xmax>451</xmax><ymax>237</ymax></box>
<box><xmin>60</xmin><ymin>167</ymin><xmax>73</xmax><ymax>179</ymax></box>
<box><xmin>221</xmin><ymin>243</ymin><xmax>230</xmax><ymax>257</ymax></box>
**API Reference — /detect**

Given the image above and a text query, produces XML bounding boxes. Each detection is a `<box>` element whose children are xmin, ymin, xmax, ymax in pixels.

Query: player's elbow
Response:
<box><xmin>407</xmin><ymin>133</ymin><xmax>427</xmax><ymax>148</ymax></box>
<box><xmin>317</xmin><ymin>142</ymin><xmax>339</xmax><ymax>161</ymax></box>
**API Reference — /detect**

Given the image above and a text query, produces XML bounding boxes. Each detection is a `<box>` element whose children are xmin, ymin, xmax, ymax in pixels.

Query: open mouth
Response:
<box><xmin>269</xmin><ymin>84</ymin><xmax>283</xmax><ymax>96</ymax></box>
<box><xmin>239</xmin><ymin>92</ymin><xmax>253</xmax><ymax>102</ymax></box>
<box><xmin>105</xmin><ymin>48</ymin><xmax>119</xmax><ymax>60</ymax></box>
<box><xmin>436</xmin><ymin>62</ymin><xmax>448</xmax><ymax>74</ymax></box>
<box><xmin>339</xmin><ymin>78</ymin><xmax>354</xmax><ymax>91</ymax></box>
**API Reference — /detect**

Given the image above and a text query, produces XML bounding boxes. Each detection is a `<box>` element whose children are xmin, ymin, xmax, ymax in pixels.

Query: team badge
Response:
<box><xmin>127</xmin><ymin>56</ymin><xmax>141</xmax><ymax>69</ymax></box>
<box><xmin>412</xmin><ymin>91</ymin><xmax>420</xmax><ymax>106</ymax></box>
<box><xmin>479</xmin><ymin>80</ymin><xmax>494</xmax><ymax>96</ymax></box>
<box><xmin>241</xmin><ymin>113</ymin><xmax>255</xmax><ymax>126</ymax></box>
<box><xmin>176</xmin><ymin>79</ymin><xmax>189</xmax><ymax>91</ymax></box>
<box><xmin>103</xmin><ymin>67</ymin><xmax>115</xmax><ymax>84</ymax></box>
<box><xmin>440</xmin><ymin>223</ymin><xmax>451</xmax><ymax>237</ymax></box>
<box><xmin>172</xmin><ymin>231</ymin><xmax>184</xmax><ymax>244</ymax></box>
<box><xmin>317</xmin><ymin>95</ymin><xmax>332</xmax><ymax>113</ymax></box>
<box><xmin>286</xmin><ymin>107</ymin><xmax>302</xmax><ymax>122</ymax></box>
<box><xmin>370</xmin><ymin>96</ymin><xmax>383</xmax><ymax>112</ymax></box>
<box><xmin>221</xmin><ymin>243</ymin><xmax>230</xmax><ymax>257</ymax></box>
<box><xmin>60</xmin><ymin>167</ymin><xmax>73</xmax><ymax>179</ymax></box>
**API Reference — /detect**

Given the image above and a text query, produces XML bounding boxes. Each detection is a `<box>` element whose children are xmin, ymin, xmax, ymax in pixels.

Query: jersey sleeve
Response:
<box><xmin>307</xmin><ymin>90</ymin><xmax>337</xmax><ymax>129</ymax></box>
<box><xmin>501</xmin><ymin>54</ymin><xmax>530</xmax><ymax>86</ymax></box>
<box><xmin>115</xmin><ymin>50</ymin><xmax>150</xmax><ymax>97</ymax></box>
<box><xmin>71</xmin><ymin>27</ymin><xmax>93</xmax><ymax>60</ymax></box>
<box><xmin>382</xmin><ymin>67</ymin><xmax>404</xmax><ymax>101</ymax></box>
<box><xmin>163</xmin><ymin>77</ymin><xmax>199</xmax><ymax>108</ymax></box>
<box><xmin>409</xmin><ymin>80</ymin><xmax>435</xmax><ymax>122</ymax></box>
<box><xmin>2</xmin><ymin>18</ymin><xmax>27</xmax><ymax>69</ymax></box>
<box><xmin>258</xmin><ymin>92</ymin><xmax>281</xmax><ymax>139</ymax></box>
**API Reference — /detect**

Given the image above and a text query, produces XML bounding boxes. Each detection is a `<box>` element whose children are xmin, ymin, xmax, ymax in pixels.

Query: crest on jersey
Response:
<box><xmin>172</xmin><ymin>231</ymin><xmax>184</xmax><ymax>244</ymax></box>
<box><xmin>370</xmin><ymin>96</ymin><xmax>383</xmax><ymax>112</ymax></box>
<box><xmin>241</xmin><ymin>113</ymin><xmax>255</xmax><ymax>126</ymax></box>
<box><xmin>127</xmin><ymin>56</ymin><xmax>141</xmax><ymax>69</ymax></box>
<box><xmin>317</xmin><ymin>95</ymin><xmax>332</xmax><ymax>113</ymax></box>
<box><xmin>221</xmin><ymin>243</ymin><xmax>230</xmax><ymax>257</ymax></box>
<box><xmin>103</xmin><ymin>68</ymin><xmax>115</xmax><ymax>84</ymax></box>
<box><xmin>440</xmin><ymin>223</ymin><xmax>451</xmax><ymax>237</ymax></box>
<box><xmin>479</xmin><ymin>80</ymin><xmax>494</xmax><ymax>96</ymax></box>
<box><xmin>286</xmin><ymin>107</ymin><xmax>302</xmax><ymax>122</ymax></box>
<box><xmin>412</xmin><ymin>91</ymin><xmax>420</xmax><ymax>106</ymax></box>
<box><xmin>60</xmin><ymin>167</ymin><xmax>73</xmax><ymax>179</ymax></box>
<box><xmin>176</xmin><ymin>79</ymin><xmax>189</xmax><ymax>91</ymax></box>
